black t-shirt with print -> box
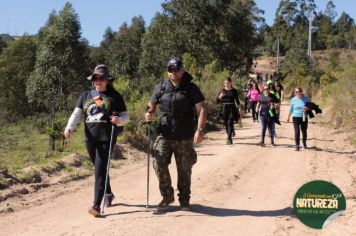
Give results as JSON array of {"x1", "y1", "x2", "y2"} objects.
[{"x1": 76, "y1": 87, "x2": 127, "y2": 142}]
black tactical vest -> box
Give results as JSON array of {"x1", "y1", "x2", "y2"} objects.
[{"x1": 157, "y1": 78, "x2": 196, "y2": 140}]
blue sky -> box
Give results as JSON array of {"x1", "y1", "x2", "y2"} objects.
[{"x1": 1, "y1": 0, "x2": 355, "y2": 46}]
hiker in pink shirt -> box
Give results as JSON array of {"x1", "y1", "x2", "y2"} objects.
[{"x1": 247, "y1": 82, "x2": 260, "y2": 122}]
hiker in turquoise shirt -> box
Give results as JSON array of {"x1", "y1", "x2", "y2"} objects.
[{"x1": 287, "y1": 87, "x2": 310, "y2": 151}]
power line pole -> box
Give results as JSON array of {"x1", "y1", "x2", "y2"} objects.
[
  {"x1": 308, "y1": 15, "x2": 313, "y2": 69},
  {"x1": 276, "y1": 35, "x2": 280, "y2": 73}
]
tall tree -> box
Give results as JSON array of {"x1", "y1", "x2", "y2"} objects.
[
  {"x1": 335, "y1": 12, "x2": 354, "y2": 34},
  {"x1": 276, "y1": 0, "x2": 299, "y2": 26},
  {"x1": 140, "y1": 13, "x2": 175, "y2": 78},
  {"x1": 314, "y1": 12, "x2": 334, "y2": 50},
  {"x1": 26, "y1": 2, "x2": 90, "y2": 152},
  {"x1": 0, "y1": 35, "x2": 37, "y2": 120},
  {"x1": 330, "y1": 12, "x2": 355, "y2": 48},
  {"x1": 108, "y1": 16, "x2": 145, "y2": 79},
  {"x1": 280, "y1": 37, "x2": 309, "y2": 75},
  {"x1": 0, "y1": 37, "x2": 7, "y2": 55},
  {"x1": 324, "y1": 1, "x2": 337, "y2": 22},
  {"x1": 140, "y1": 0, "x2": 262, "y2": 77}
]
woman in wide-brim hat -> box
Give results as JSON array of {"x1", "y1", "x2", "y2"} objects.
[{"x1": 64, "y1": 64, "x2": 129, "y2": 216}]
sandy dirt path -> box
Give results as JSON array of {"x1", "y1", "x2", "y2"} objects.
[{"x1": 1, "y1": 102, "x2": 355, "y2": 236}]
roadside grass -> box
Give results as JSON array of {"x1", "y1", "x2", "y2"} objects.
[
  {"x1": 351, "y1": 138, "x2": 356, "y2": 146},
  {"x1": 0, "y1": 117, "x2": 87, "y2": 177}
]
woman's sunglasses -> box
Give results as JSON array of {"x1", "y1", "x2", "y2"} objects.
[{"x1": 93, "y1": 76, "x2": 105, "y2": 81}]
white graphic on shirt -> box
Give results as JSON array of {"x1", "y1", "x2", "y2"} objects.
[{"x1": 85, "y1": 97, "x2": 110, "y2": 123}]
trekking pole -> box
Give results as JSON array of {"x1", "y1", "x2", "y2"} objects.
[
  {"x1": 101, "y1": 113, "x2": 117, "y2": 215},
  {"x1": 146, "y1": 122, "x2": 152, "y2": 209}
]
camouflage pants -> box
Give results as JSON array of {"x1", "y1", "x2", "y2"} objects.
[{"x1": 152, "y1": 135, "x2": 197, "y2": 203}]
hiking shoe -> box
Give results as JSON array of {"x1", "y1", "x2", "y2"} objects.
[
  {"x1": 104, "y1": 193, "x2": 115, "y2": 207},
  {"x1": 88, "y1": 205, "x2": 101, "y2": 217},
  {"x1": 295, "y1": 146, "x2": 300, "y2": 151},
  {"x1": 259, "y1": 142, "x2": 265, "y2": 147},
  {"x1": 158, "y1": 195, "x2": 175, "y2": 210},
  {"x1": 226, "y1": 138, "x2": 233, "y2": 145},
  {"x1": 180, "y1": 201, "x2": 191, "y2": 211}
]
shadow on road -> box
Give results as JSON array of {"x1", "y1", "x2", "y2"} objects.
[
  {"x1": 190, "y1": 204, "x2": 294, "y2": 217},
  {"x1": 103, "y1": 202, "x2": 294, "y2": 218},
  {"x1": 308, "y1": 146, "x2": 355, "y2": 155}
]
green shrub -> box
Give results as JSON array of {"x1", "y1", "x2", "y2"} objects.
[{"x1": 320, "y1": 70, "x2": 337, "y2": 88}]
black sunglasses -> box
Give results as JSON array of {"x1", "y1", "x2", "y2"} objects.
[
  {"x1": 168, "y1": 67, "x2": 180, "y2": 73},
  {"x1": 93, "y1": 77, "x2": 105, "y2": 81}
]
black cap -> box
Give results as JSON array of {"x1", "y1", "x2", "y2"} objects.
[{"x1": 167, "y1": 57, "x2": 183, "y2": 72}]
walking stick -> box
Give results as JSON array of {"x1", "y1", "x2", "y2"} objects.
[
  {"x1": 101, "y1": 113, "x2": 117, "y2": 215},
  {"x1": 146, "y1": 122, "x2": 152, "y2": 209}
]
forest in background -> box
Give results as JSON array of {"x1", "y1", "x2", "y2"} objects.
[{"x1": 0, "y1": 0, "x2": 355, "y2": 184}]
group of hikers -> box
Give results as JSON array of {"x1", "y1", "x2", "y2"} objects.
[{"x1": 63, "y1": 57, "x2": 320, "y2": 217}]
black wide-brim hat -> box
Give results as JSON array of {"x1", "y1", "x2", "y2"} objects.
[{"x1": 87, "y1": 64, "x2": 114, "y2": 81}]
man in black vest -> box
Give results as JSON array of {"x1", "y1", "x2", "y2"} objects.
[{"x1": 145, "y1": 57, "x2": 207, "y2": 211}]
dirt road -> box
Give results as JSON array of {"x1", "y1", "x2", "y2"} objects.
[{"x1": 1, "y1": 102, "x2": 355, "y2": 236}]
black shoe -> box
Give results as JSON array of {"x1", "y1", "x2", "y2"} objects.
[
  {"x1": 158, "y1": 195, "x2": 175, "y2": 210},
  {"x1": 104, "y1": 193, "x2": 115, "y2": 207},
  {"x1": 88, "y1": 205, "x2": 101, "y2": 217},
  {"x1": 271, "y1": 142, "x2": 276, "y2": 147},
  {"x1": 259, "y1": 142, "x2": 265, "y2": 147},
  {"x1": 227, "y1": 138, "x2": 233, "y2": 145},
  {"x1": 180, "y1": 201, "x2": 191, "y2": 211},
  {"x1": 295, "y1": 146, "x2": 300, "y2": 151}
]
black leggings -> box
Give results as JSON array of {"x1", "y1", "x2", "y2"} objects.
[
  {"x1": 250, "y1": 101, "x2": 258, "y2": 121},
  {"x1": 224, "y1": 117, "x2": 235, "y2": 139},
  {"x1": 244, "y1": 97, "x2": 250, "y2": 112},
  {"x1": 292, "y1": 117, "x2": 308, "y2": 146},
  {"x1": 85, "y1": 140, "x2": 114, "y2": 207}
]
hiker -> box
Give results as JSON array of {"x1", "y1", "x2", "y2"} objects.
[
  {"x1": 256, "y1": 85, "x2": 278, "y2": 147},
  {"x1": 63, "y1": 64, "x2": 129, "y2": 216},
  {"x1": 287, "y1": 87, "x2": 310, "y2": 151},
  {"x1": 243, "y1": 79, "x2": 252, "y2": 113},
  {"x1": 216, "y1": 77, "x2": 241, "y2": 144},
  {"x1": 274, "y1": 81, "x2": 284, "y2": 118},
  {"x1": 267, "y1": 80, "x2": 280, "y2": 137},
  {"x1": 144, "y1": 57, "x2": 207, "y2": 211},
  {"x1": 247, "y1": 82, "x2": 260, "y2": 122}
]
